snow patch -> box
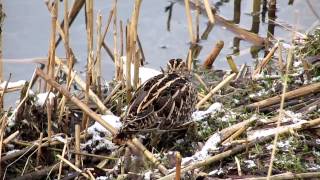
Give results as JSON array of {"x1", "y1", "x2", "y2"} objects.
[
  {"x1": 182, "y1": 133, "x2": 221, "y2": 165},
  {"x1": 121, "y1": 56, "x2": 162, "y2": 84},
  {"x1": 244, "y1": 160, "x2": 256, "y2": 168},
  {"x1": 35, "y1": 92, "x2": 56, "y2": 106},
  {"x1": 192, "y1": 103, "x2": 223, "y2": 121}
]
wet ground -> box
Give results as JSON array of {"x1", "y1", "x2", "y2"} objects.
[{"x1": 1, "y1": 0, "x2": 320, "y2": 106}]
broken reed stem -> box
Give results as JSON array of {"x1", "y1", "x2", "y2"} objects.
[
  {"x1": 35, "y1": 68, "x2": 168, "y2": 175},
  {"x1": 252, "y1": 43, "x2": 278, "y2": 78},
  {"x1": 203, "y1": 0, "x2": 215, "y2": 23},
  {"x1": 75, "y1": 124, "x2": 81, "y2": 168},
  {"x1": 0, "y1": 74, "x2": 11, "y2": 110},
  {"x1": 120, "y1": 20, "x2": 124, "y2": 56},
  {"x1": 131, "y1": 0, "x2": 142, "y2": 89},
  {"x1": 246, "y1": 81, "x2": 320, "y2": 110},
  {"x1": 36, "y1": 132, "x2": 43, "y2": 167},
  {"x1": 96, "y1": 11, "x2": 102, "y2": 97},
  {"x1": 203, "y1": 40, "x2": 224, "y2": 69},
  {"x1": 226, "y1": 55, "x2": 239, "y2": 73},
  {"x1": 113, "y1": 0, "x2": 120, "y2": 81},
  {"x1": 55, "y1": 57, "x2": 112, "y2": 115},
  {"x1": 195, "y1": 0, "x2": 200, "y2": 42},
  {"x1": 0, "y1": 113, "x2": 8, "y2": 171},
  {"x1": 3, "y1": 130, "x2": 19, "y2": 145},
  {"x1": 193, "y1": 73, "x2": 209, "y2": 92},
  {"x1": 47, "y1": 0, "x2": 58, "y2": 91},
  {"x1": 196, "y1": 72, "x2": 237, "y2": 109},
  {"x1": 187, "y1": 49, "x2": 193, "y2": 70},
  {"x1": 47, "y1": 99, "x2": 53, "y2": 143},
  {"x1": 184, "y1": 0, "x2": 195, "y2": 43},
  {"x1": 267, "y1": 47, "x2": 293, "y2": 179},
  {"x1": 56, "y1": 154, "x2": 89, "y2": 179},
  {"x1": 245, "y1": 171, "x2": 320, "y2": 180},
  {"x1": 175, "y1": 152, "x2": 182, "y2": 180}
]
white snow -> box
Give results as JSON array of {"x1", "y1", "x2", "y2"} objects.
[
  {"x1": 121, "y1": 56, "x2": 162, "y2": 84},
  {"x1": 35, "y1": 92, "x2": 56, "y2": 106},
  {"x1": 182, "y1": 132, "x2": 221, "y2": 165},
  {"x1": 192, "y1": 103, "x2": 223, "y2": 121},
  {"x1": 266, "y1": 140, "x2": 292, "y2": 151},
  {"x1": 0, "y1": 80, "x2": 26, "y2": 89},
  {"x1": 144, "y1": 171, "x2": 152, "y2": 180},
  {"x1": 208, "y1": 168, "x2": 224, "y2": 176},
  {"x1": 244, "y1": 160, "x2": 256, "y2": 168},
  {"x1": 81, "y1": 115, "x2": 121, "y2": 152}
]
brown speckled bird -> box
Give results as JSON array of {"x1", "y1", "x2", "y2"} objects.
[{"x1": 113, "y1": 59, "x2": 197, "y2": 145}]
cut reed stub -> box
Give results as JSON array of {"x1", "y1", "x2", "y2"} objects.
[{"x1": 203, "y1": 40, "x2": 224, "y2": 69}]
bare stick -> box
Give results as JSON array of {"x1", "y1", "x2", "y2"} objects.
[
  {"x1": 226, "y1": 55, "x2": 239, "y2": 73},
  {"x1": 36, "y1": 132, "x2": 43, "y2": 167},
  {"x1": 184, "y1": 0, "x2": 195, "y2": 43},
  {"x1": 203, "y1": 40, "x2": 224, "y2": 69},
  {"x1": 267, "y1": 47, "x2": 293, "y2": 178},
  {"x1": 56, "y1": 154, "x2": 89, "y2": 179},
  {"x1": 203, "y1": 0, "x2": 214, "y2": 23},
  {"x1": 196, "y1": 73, "x2": 237, "y2": 109},
  {"x1": 246, "y1": 82, "x2": 320, "y2": 110},
  {"x1": 252, "y1": 43, "x2": 278, "y2": 78},
  {"x1": 175, "y1": 152, "x2": 182, "y2": 180},
  {"x1": 75, "y1": 124, "x2": 81, "y2": 167}
]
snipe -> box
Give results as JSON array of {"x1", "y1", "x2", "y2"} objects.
[{"x1": 113, "y1": 59, "x2": 197, "y2": 145}]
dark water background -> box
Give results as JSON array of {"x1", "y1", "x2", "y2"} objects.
[{"x1": 2, "y1": 0, "x2": 320, "y2": 106}]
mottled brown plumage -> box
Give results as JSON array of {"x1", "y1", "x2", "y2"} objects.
[{"x1": 114, "y1": 59, "x2": 197, "y2": 144}]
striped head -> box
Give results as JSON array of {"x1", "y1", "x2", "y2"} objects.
[{"x1": 166, "y1": 59, "x2": 187, "y2": 73}]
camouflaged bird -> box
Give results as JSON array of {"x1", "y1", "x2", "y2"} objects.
[{"x1": 113, "y1": 59, "x2": 197, "y2": 145}]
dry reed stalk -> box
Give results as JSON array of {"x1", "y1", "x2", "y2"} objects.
[
  {"x1": 75, "y1": 124, "x2": 81, "y2": 168},
  {"x1": 221, "y1": 125, "x2": 247, "y2": 145},
  {"x1": 3, "y1": 130, "x2": 19, "y2": 145},
  {"x1": 56, "y1": 154, "x2": 89, "y2": 179},
  {"x1": 252, "y1": 43, "x2": 278, "y2": 78},
  {"x1": 36, "y1": 132, "x2": 43, "y2": 167},
  {"x1": 226, "y1": 55, "x2": 239, "y2": 73},
  {"x1": 203, "y1": 0, "x2": 214, "y2": 23},
  {"x1": 193, "y1": 73, "x2": 209, "y2": 92},
  {"x1": 267, "y1": 48, "x2": 294, "y2": 178},
  {"x1": 125, "y1": 24, "x2": 132, "y2": 101},
  {"x1": 0, "y1": 113, "x2": 8, "y2": 172},
  {"x1": 187, "y1": 49, "x2": 193, "y2": 70},
  {"x1": 196, "y1": 73, "x2": 237, "y2": 109},
  {"x1": 0, "y1": 2, "x2": 2, "y2": 82},
  {"x1": 184, "y1": 0, "x2": 195, "y2": 43},
  {"x1": 195, "y1": 0, "x2": 200, "y2": 42},
  {"x1": 235, "y1": 64, "x2": 246, "y2": 81},
  {"x1": 137, "y1": 35, "x2": 145, "y2": 64},
  {"x1": 175, "y1": 152, "x2": 182, "y2": 180},
  {"x1": 203, "y1": 40, "x2": 224, "y2": 69},
  {"x1": 277, "y1": 42, "x2": 284, "y2": 75},
  {"x1": 55, "y1": 57, "x2": 112, "y2": 115},
  {"x1": 58, "y1": 135, "x2": 70, "y2": 179},
  {"x1": 187, "y1": 0, "x2": 265, "y2": 45},
  {"x1": 0, "y1": 74, "x2": 11, "y2": 110},
  {"x1": 131, "y1": 0, "x2": 142, "y2": 89},
  {"x1": 244, "y1": 172, "x2": 320, "y2": 180},
  {"x1": 58, "y1": 71, "x2": 75, "y2": 123},
  {"x1": 47, "y1": 0, "x2": 58, "y2": 91},
  {"x1": 35, "y1": 68, "x2": 168, "y2": 175},
  {"x1": 159, "y1": 117, "x2": 320, "y2": 180},
  {"x1": 96, "y1": 11, "x2": 102, "y2": 97},
  {"x1": 113, "y1": 0, "x2": 120, "y2": 81},
  {"x1": 47, "y1": 99, "x2": 53, "y2": 143},
  {"x1": 246, "y1": 81, "x2": 320, "y2": 110},
  {"x1": 51, "y1": 147, "x2": 118, "y2": 160},
  {"x1": 120, "y1": 20, "x2": 124, "y2": 57},
  {"x1": 235, "y1": 156, "x2": 242, "y2": 176},
  {"x1": 55, "y1": 0, "x2": 85, "y2": 47}
]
